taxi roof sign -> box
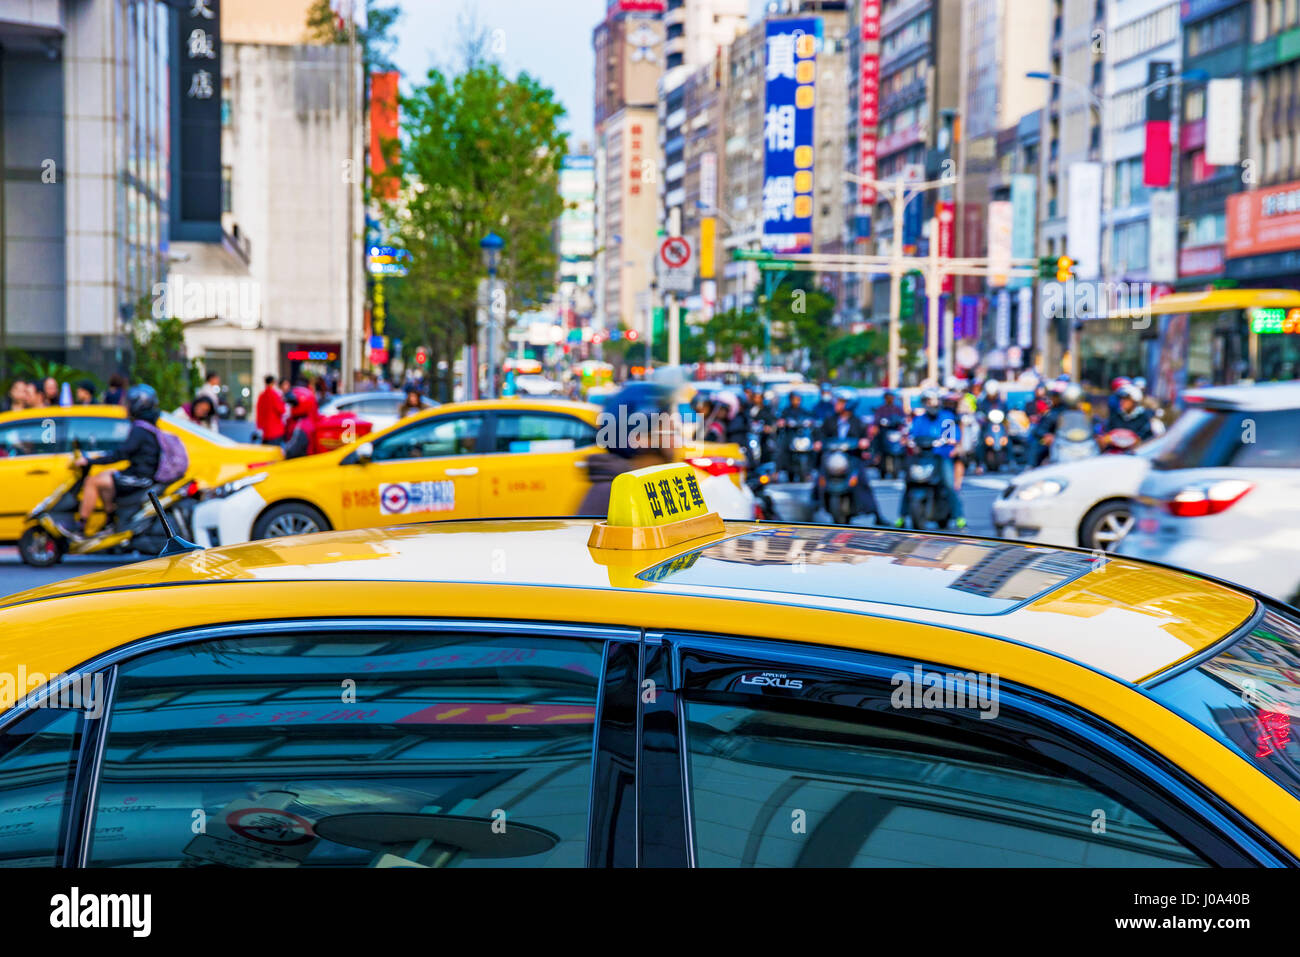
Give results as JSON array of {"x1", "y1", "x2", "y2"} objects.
[{"x1": 589, "y1": 463, "x2": 725, "y2": 550}]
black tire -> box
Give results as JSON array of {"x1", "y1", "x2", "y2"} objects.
[
  {"x1": 19, "y1": 526, "x2": 65, "y2": 567},
  {"x1": 831, "y1": 495, "x2": 851, "y2": 526},
  {"x1": 252, "y1": 502, "x2": 331, "y2": 541},
  {"x1": 1080, "y1": 500, "x2": 1136, "y2": 552},
  {"x1": 907, "y1": 489, "x2": 928, "y2": 530}
]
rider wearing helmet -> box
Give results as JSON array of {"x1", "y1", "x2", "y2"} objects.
[
  {"x1": 1032, "y1": 382, "x2": 1085, "y2": 465},
  {"x1": 1108, "y1": 376, "x2": 1133, "y2": 418},
  {"x1": 579, "y1": 382, "x2": 679, "y2": 515},
  {"x1": 978, "y1": 379, "x2": 1005, "y2": 415},
  {"x1": 1103, "y1": 383, "x2": 1154, "y2": 441},
  {"x1": 67, "y1": 384, "x2": 162, "y2": 537},
  {"x1": 281, "y1": 386, "x2": 323, "y2": 459},
  {"x1": 899, "y1": 388, "x2": 966, "y2": 530}
]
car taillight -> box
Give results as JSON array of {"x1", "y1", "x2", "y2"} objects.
[
  {"x1": 1164, "y1": 479, "x2": 1254, "y2": 517},
  {"x1": 686, "y1": 456, "x2": 742, "y2": 477},
  {"x1": 185, "y1": 481, "x2": 199, "y2": 497}
]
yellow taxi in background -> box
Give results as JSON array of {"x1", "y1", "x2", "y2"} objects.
[
  {"x1": 0, "y1": 405, "x2": 282, "y2": 542},
  {"x1": 190, "y1": 397, "x2": 750, "y2": 546},
  {"x1": 0, "y1": 461, "x2": 1295, "y2": 869}
]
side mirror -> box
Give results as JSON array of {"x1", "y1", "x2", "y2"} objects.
[{"x1": 356, "y1": 441, "x2": 374, "y2": 464}]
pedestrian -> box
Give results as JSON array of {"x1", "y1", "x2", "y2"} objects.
[
  {"x1": 105, "y1": 374, "x2": 128, "y2": 406},
  {"x1": 26, "y1": 380, "x2": 48, "y2": 408},
  {"x1": 176, "y1": 394, "x2": 220, "y2": 432},
  {"x1": 398, "y1": 387, "x2": 424, "y2": 419},
  {"x1": 197, "y1": 371, "x2": 222, "y2": 408},
  {"x1": 282, "y1": 386, "x2": 322, "y2": 458},
  {"x1": 41, "y1": 376, "x2": 60, "y2": 406},
  {"x1": 256, "y1": 375, "x2": 287, "y2": 445},
  {"x1": 4, "y1": 379, "x2": 28, "y2": 411},
  {"x1": 74, "y1": 380, "x2": 97, "y2": 405}
]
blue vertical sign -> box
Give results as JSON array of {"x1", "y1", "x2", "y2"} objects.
[
  {"x1": 762, "y1": 17, "x2": 820, "y2": 254},
  {"x1": 1009, "y1": 174, "x2": 1037, "y2": 289}
]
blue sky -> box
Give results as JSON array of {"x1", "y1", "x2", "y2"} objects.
[{"x1": 391, "y1": 1, "x2": 768, "y2": 146}]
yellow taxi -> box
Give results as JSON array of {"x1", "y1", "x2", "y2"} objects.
[
  {"x1": 0, "y1": 461, "x2": 1296, "y2": 868},
  {"x1": 0, "y1": 405, "x2": 282, "y2": 542},
  {"x1": 189, "y1": 397, "x2": 749, "y2": 546}
]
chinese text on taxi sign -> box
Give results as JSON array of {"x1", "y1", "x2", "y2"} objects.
[{"x1": 644, "y1": 471, "x2": 707, "y2": 521}]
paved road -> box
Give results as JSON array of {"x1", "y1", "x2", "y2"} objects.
[{"x1": 0, "y1": 474, "x2": 1015, "y2": 599}]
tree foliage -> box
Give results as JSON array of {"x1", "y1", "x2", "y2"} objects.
[
  {"x1": 305, "y1": 1, "x2": 402, "y2": 73},
  {"x1": 129, "y1": 300, "x2": 201, "y2": 410}
]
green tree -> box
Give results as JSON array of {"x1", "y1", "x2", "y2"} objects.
[
  {"x1": 764, "y1": 273, "x2": 836, "y2": 375},
  {"x1": 128, "y1": 299, "x2": 200, "y2": 410},
  {"x1": 387, "y1": 56, "x2": 567, "y2": 392},
  {"x1": 305, "y1": 1, "x2": 402, "y2": 73}
]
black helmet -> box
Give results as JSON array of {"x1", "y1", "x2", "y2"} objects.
[
  {"x1": 125, "y1": 383, "x2": 160, "y2": 422},
  {"x1": 601, "y1": 382, "x2": 676, "y2": 459}
]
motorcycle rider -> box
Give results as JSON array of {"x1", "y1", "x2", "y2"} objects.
[
  {"x1": 814, "y1": 394, "x2": 886, "y2": 524},
  {"x1": 776, "y1": 390, "x2": 809, "y2": 477},
  {"x1": 811, "y1": 384, "x2": 836, "y2": 422},
  {"x1": 871, "y1": 390, "x2": 907, "y2": 470},
  {"x1": 1033, "y1": 382, "x2": 1085, "y2": 466},
  {"x1": 579, "y1": 382, "x2": 678, "y2": 515},
  {"x1": 1101, "y1": 383, "x2": 1154, "y2": 443},
  {"x1": 897, "y1": 388, "x2": 966, "y2": 530},
  {"x1": 977, "y1": 380, "x2": 1005, "y2": 415},
  {"x1": 743, "y1": 385, "x2": 774, "y2": 465},
  {"x1": 64, "y1": 384, "x2": 162, "y2": 539}
]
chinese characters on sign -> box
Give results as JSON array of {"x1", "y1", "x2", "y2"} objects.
[
  {"x1": 178, "y1": 0, "x2": 222, "y2": 229},
  {"x1": 762, "y1": 17, "x2": 820, "y2": 254},
  {"x1": 642, "y1": 472, "x2": 706, "y2": 521},
  {"x1": 859, "y1": 2, "x2": 881, "y2": 209}
]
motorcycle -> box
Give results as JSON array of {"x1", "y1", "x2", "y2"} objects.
[
  {"x1": 816, "y1": 438, "x2": 861, "y2": 525},
  {"x1": 748, "y1": 461, "x2": 783, "y2": 521},
  {"x1": 1005, "y1": 408, "x2": 1033, "y2": 469},
  {"x1": 901, "y1": 437, "x2": 953, "y2": 530},
  {"x1": 746, "y1": 418, "x2": 774, "y2": 471},
  {"x1": 1099, "y1": 427, "x2": 1140, "y2": 455},
  {"x1": 19, "y1": 451, "x2": 200, "y2": 567},
  {"x1": 1047, "y1": 409, "x2": 1099, "y2": 464},
  {"x1": 980, "y1": 409, "x2": 1010, "y2": 473},
  {"x1": 874, "y1": 416, "x2": 905, "y2": 479},
  {"x1": 787, "y1": 418, "x2": 816, "y2": 483}
]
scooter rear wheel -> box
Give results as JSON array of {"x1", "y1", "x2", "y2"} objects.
[{"x1": 19, "y1": 526, "x2": 66, "y2": 567}]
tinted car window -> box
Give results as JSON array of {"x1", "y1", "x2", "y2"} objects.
[
  {"x1": 67, "y1": 417, "x2": 131, "y2": 456},
  {"x1": 87, "y1": 631, "x2": 604, "y2": 867},
  {"x1": 491, "y1": 412, "x2": 597, "y2": 454},
  {"x1": 0, "y1": 707, "x2": 85, "y2": 866},
  {"x1": 372, "y1": 414, "x2": 481, "y2": 461},
  {"x1": 684, "y1": 697, "x2": 1206, "y2": 867},
  {"x1": 0, "y1": 418, "x2": 65, "y2": 457},
  {"x1": 1152, "y1": 407, "x2": 1300, "y2": 470}
]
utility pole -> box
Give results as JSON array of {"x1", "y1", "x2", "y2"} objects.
[
  {"x1": 668, "y1": 292, "x2": 680, "y2": 367},
  {"x1": 926, "y1": 215, "x2": 941, "y2": 385},
  {"x1": 888, "y1": 174, "x2": 905, "y2": 388}
]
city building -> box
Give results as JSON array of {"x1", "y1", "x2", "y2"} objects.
[
  {"x1": 1, "y1": 0, "x2": 175, "y2": 377},
  {"x1": 678, "y1": 52, "x2": 729, "y2": 323},
  {"x1": 719, "y1": 17, "x2": 765, "y2": 311},
  {"x1": 556, "y1": 153, "x2": 597, "y2": 328},
  {"x1": 592, "y1": 4, "x2": 664, "y2": 337}
]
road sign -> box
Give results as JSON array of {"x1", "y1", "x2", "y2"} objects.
[{"x1": 658, "y1": 237, "x2": 695, "y2": 293}]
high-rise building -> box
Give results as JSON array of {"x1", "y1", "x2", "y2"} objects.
[
  {"x1": 720, "y1": 18, "x2": 766, "y2": 311},
  {"x1": 1, "y1": 0, "x2": 176, "y2": 377},
  {"x1": 556, "y1": 153, "x2": 597, "y2": 328},
  {"x1": 592, "y1": 5, "x2": 664, "y2": 337}
]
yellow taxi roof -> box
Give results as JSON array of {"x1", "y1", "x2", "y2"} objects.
[{"x1": 1, "y1": 521, "x2": 1253, "y2": 684}]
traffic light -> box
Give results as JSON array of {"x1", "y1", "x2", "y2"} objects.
[
  {"x1": 1055, "y1": 256, "x2": 1076, "y2": 283},
  {"x1": 1037, "y1": 256, "x2": 1056, "y2": 280}
]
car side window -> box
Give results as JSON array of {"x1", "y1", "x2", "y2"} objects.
[
  {"x1": 357, "y1": 398, "x2": 401, "y2": 415},
  {"x1": 0, "y1": 707, "x2": 85, "y2": 866},
  {"x1": 86, "y1": 630, "x2": 605, "y2": 868},
  {"x1": 67, "y1": 417, "x2": 132, "y2": 457},
  {"x1": 490, "y1": 413, "x2": 598, "y2": 454},
  {"x1": 1228, "y1": 410, "x2": 1300, "y2": 468},
  {"x1": 371, "y1": 414, "x2": 481, "y2": 461},
  {"x1": 682, "y1": 688, "x2": 1209, "y2": 868},
  {"x1": 0, "y1": 418, "x2": 66, "y2": 458}
]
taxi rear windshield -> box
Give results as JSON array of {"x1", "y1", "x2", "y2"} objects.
[
  {"x1": 1149, "y1": 605, "x2": 1300, "y2": 800},
  {"x1": 638, "y1": 527, "x2": 1096, "y2": 616}
]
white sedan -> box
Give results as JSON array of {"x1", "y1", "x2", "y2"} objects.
[{"x1": 992, "y1": 450, "x2": 1154, "y2": 552}]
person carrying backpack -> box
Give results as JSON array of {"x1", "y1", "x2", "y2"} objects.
[{"x1": 64, "y1": 384, "x2": 188, "y2": 538}]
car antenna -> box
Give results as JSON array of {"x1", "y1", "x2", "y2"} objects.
[{"x1": 147, "y1": 490, "x2": 203, "y2": 557}]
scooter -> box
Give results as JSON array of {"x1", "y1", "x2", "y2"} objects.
[
  {"x1": 874, "y1": 416, "x2": 905, "y2": 479},
  {"x1": 980, "y1": 409, "x2": 1010, "y2": 473},
  {"x1": 1098, "y1": 427, "x2": 1140, "y2": 454},
  {"x1": 19, "y1": 452, "x2": 200, "y2": 567},
  {"x1": 901, "y1": 437, "x2": 953, "y2": 530},
  {"x1": 748, "y1": 462, "x2": 783, "y2": 521},
  {"x1": 816, "y1": 438, "x2": 860, "y2": 526},
  {"x1": 1048, "y1": 409, "x2": 1099, "y2": 464},
  {"x1": 787, "y1": 418, "x2": 817, "y2": 483}
]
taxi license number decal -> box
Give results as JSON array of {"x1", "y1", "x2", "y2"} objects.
[{"x1": 378, "y1": 481, "x2": 455, "y2": 515}]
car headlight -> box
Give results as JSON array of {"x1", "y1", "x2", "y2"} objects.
[
  {"x1": 199, "y1": 472, "x2": 269, "y2": 502},
  {"x1": 1015, "y1": 479, "x2": 1068, "y2": 502}
]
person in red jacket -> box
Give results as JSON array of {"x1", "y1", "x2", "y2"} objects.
[
  {"x1": 282, "y1": 386, "x2": 322, "y2": 458},
  {"x1": 256, "y1": 375, "x2": 287, "y2": 444}
]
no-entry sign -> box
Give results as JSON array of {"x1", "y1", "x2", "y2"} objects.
[{"x1": 658, "y1": 237, "x2": 695, "y2": 292}]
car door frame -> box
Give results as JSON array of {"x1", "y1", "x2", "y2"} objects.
[
  {"x1": 639, "y1": 630, "x2": 1295, "y2": 868},
  {"x1": 0, "y1": 617, "x2": 641, "y2": 868},
  {"x1": 476, "y1": 409, "x2": 600, "y2": 518}
]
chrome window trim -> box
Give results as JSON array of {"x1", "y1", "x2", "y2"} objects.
[{"x1": 75, "y1": 664, "x2": 117, "y2": 868}]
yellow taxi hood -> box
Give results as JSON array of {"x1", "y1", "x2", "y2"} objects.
[{"x1": 0, "y1": 522, "x2": 1255, "y2": 684}]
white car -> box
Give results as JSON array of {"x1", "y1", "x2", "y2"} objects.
[
  {"x1": 1120, "y1": 382, "x2": 1300, "y2": 604},
  {"x1": 319, "y1": 391, "x2": 437, "y2": 432},
  {"x1": 512, "y1": 374, "x2": 564, "y2": 396},
  {"x1": 992, "y1": 448, "x2": 1156, "y2": 552}
]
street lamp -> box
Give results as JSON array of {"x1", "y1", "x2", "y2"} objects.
[{"x1": 480, "y1": 231, "x2": 505, "y2": 399}]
